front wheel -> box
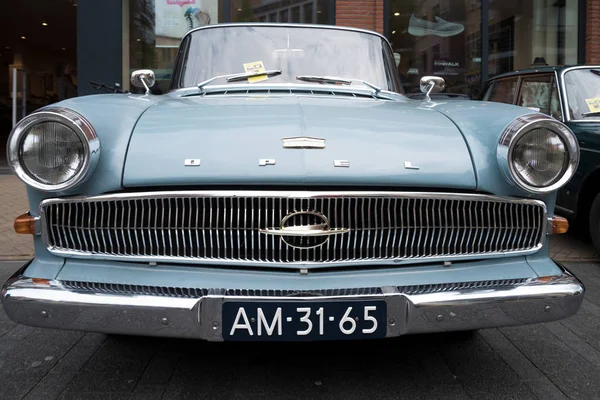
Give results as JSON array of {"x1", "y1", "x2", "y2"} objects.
[{"x1": 588, "y1": 192, "x2": 600, "y2": 252}]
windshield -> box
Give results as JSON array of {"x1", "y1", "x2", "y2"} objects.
[
  {"x1": 177, "y1": 25, "x2": 398, "y2": 92},
  {"x1": 564, "y1": 68, "x2": 600, "y2": 120}
]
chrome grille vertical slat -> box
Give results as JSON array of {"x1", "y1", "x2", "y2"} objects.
[
  {"x1": 42, "y1": 193, "x2": 546, "y2": 263},
  {"x1": 285, "y1": 198, "x2": 290, "y2": 262},
  {"x1": 395, "y1": 198, "x2": 403, "y2": 258},
  {"x1": 91, "y1": 202, "x2": 99, "y2": 253},
  {"x1": 458, "y1": 201, "x2": 466, "y2": 254},
  {"x1": 434, "y1": 199, "x2": 443, "y2": 255},
  {"x1": 440, "y1": 199, "x2": 449, "y2": 256},
  {"x1": 173, "y1": 198, "x2": 180, "y2": 257},
  {"x1": 423, "y1": 198, "x2": 430, "y2": 256},
  {"x1": 377, "y1": 198, "x2": 385, "y2": 258},
  {"x1": 134, "y1": 200, "x2": 142, "y2": 256},
  {"x1": 51, "y1": 204, "x2": 60, "y2": 248},
  {"x1": 384, "y1": 198, "x2": 392, "y2": 258},
  {"x1": 517, "y1": 203, "x2": 525, "y2": 249},
  {"x1": 353, "y1": 198, "x2": 359, "y2": 260},
  {"x1": 244, "y1": 197, "x2": 249, "y2": 261},
  {"x1": 277, "y1": 197, "x2": 282, "y2": 263},
  {"x1": 160, "y1": 199, "x2": 171, "y2": 256},
  {"x1": 208, "y1": 197, "x2": 214, "y2": 259},
  {"x1": 475, "y1": 203, "x2": 485, "y2": 253},
  {"x1": 257, "y1": 197, "x2": 263, "y2": 261},
  {"x1": 125, "y1": 200, "x2": 133, "y2": 255},
  {"x1": 236, "y1": 197, "x2": 241, "y2": 261},
  {"x1": 194, "y1": 198, "x2": 200, "y2": 258},
  {"x1": 184, "y1": 197, "x2": 190, "y2": 257},
  {"x1": 250, "y1": 197, "x2": 255, "y2": 261},
  {"x1": 105, "y1": 201, "x2": 115, "y2": 253},
  {"x1": 464, "y1": 201, "x2": 473, "y2": 254},
  {"x1": 117, "y1": 200, "x2": 124, "y2": 255},
  {"x1": 271, "y1": 197, "x2": 275, "y2": 262},
  {"x1": 68, "y1": 203, "x2": 79, "y2": 251},
  {"x1": 489, "y1": 202, "x2": 498, "y2": 253},
  {"x1": 79, "y1": 203, "x2": 90, "y2": 252},
  {"x1": 209, "y1": 197, "x2": 221, "y2": 258}
]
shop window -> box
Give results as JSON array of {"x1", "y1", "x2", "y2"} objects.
[
  {"x1": 127, "y1": 1, "x2": 332, "y2": 94},
  {"x1": 489, "y1": 0, "x2": 579, "y2": 76},
  {"x1": 387, "y1": 0, "x2": 580, "y2": 98},
  {"x1": 230, "y1": 0, "x2": 330, "y2": 24},
  {"x1": 387, "y1": 0, "x2": 482, "y2": 98},
  {"x1": 127, "y1": 0, "x2": 224, "y2": 94}
]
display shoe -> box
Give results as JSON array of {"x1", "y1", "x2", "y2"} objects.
[{"x1": 408, "y1": 14, "x2": 464, "y2": 37}]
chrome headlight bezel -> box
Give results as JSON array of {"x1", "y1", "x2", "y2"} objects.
[
  {"x1": 497, "y1": 114, "x2": 579, "y2": 193},
  {"x1": 7, "y1": 107, "x2": 99, "y2": 192}
]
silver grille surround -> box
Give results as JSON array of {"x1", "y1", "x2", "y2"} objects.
[{"x1": 39, "y1": 191, "x2": 547, "y2": 267}]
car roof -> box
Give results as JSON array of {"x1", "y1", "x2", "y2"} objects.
[{"x1": 487, "y1": 66, "x2": 572, "y2": 81}]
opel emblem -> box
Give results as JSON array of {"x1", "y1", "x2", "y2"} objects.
[{"x1": 259, "y1": 210, "x2": 349, "y2": 249}]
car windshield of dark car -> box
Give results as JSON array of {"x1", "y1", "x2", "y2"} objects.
[
  {"x1": 179, "y1": 26, "x2": 394, "y2": 91},
  {"x1": 564, "y1": 68, "x2": 600, "y2": 120}
]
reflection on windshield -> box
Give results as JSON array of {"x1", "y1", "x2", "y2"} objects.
[
  {"x1": 180, "y1": 26, "x2": 396, "y2": 91},
  {"x1": 565, "y1": 69, "x2": 600, "y2": 120}
]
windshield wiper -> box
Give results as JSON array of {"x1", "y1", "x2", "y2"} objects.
[
  {"x1": 580, "y1": 111, "x2": 600, "y2": 118},
  {"x1": 197, "y1": 70, "x2": 282, "y2": 92},
  {"x1": 296, "y1": 75, "x2": 384, "y2": 97}
]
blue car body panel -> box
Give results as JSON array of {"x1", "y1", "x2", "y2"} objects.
[
  {"x1": 122, "y1": 96, "x2": 477, "y2": 189},
  {"x1": 18, "y1": 94, "x2": 563, "y2": 281}
]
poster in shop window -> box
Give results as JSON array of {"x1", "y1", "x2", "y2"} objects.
[{"x1": 155, "y1": 0, "x2": 218, "y2": 48}]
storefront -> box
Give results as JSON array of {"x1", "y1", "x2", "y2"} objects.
[
  {"x1": 1, "y1": 1, "x2": 590, "y2": 102},
  {"x1": 387, "y1": 0, "x2": 585, "y2": 97},
  {"x1": 122, "y1": 0, "x2": 334, "y2": 94},
  {"x1": 0, "y1": 0, "x2": 590, "y2": 169},
  {"x1": 109, "y1": 0, "x2": 586, "y2": 97}
]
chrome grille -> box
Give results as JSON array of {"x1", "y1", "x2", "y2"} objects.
[{"x1": 40, "y1": 191, "x2": 546, "y2": 266}]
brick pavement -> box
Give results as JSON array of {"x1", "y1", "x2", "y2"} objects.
[
  {"x1": 0, "y1": 174, "x2": 598, "y2": 261},
  {"x1": 0, "y1": 175, "x2": 33, "y2": 259}
]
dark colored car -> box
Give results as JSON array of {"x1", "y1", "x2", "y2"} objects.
[{"x1": 481, "y1": 65, "x2": 600, "y2": 250}]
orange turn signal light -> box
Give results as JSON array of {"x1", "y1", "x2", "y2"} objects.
[
  {"x1": 14, "y1": 213, "x2": 37, "y2": 235},
  {"x1": 550, "y1": 215, "x2": 569, "y2": 235}
]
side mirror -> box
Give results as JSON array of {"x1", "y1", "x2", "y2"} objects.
[
  {"x1": 419, "y1": 76, "x2": 446, "y2": 101},
  {"x1": 130, "y1": 69, "x2": 156, "y2": 94},
  {"x1": 393, "y1": 53, "x2": 401, "y2": 67}
]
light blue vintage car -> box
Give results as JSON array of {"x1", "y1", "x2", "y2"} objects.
[{"x1": 2, "y1": 24, "x2": 585, "y2": 341}]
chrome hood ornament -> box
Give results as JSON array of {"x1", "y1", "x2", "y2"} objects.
[
  {"x1": 282, "y1": 136, "x2": 326, "y2": 149},
  {"x1": 260, "y1": 210, "x2": 349, "y2": 249}
]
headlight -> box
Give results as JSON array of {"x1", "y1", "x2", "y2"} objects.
[
  {"x1": 498, "y1": 114, "x2": 579, "y2": 193},
  {"x1": 7, "y1": 107, "x2": 99, "y2": 191}
]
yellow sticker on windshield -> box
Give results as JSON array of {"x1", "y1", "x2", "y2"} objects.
[
  {"x1": 585, "y1": 97, "x2": 600, "y2": 112},
  {"x1": 243, "y1": 61, "x2": 268, "y2": 83}
]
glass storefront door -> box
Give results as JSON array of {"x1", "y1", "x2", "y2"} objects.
[{"x1": 0, "y1": 0, "x2": 77, "y2": 172}]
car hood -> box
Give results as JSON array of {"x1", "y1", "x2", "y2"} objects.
[{"x1": 122, "y1": 95, "x2": 476, "y2": 189}]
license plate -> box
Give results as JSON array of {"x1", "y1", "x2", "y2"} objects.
[{"x1": 222, "y1": 300, "x2": 387, "y2": 341}]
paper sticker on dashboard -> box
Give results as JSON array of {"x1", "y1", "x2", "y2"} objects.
[
  {"x1": 585, "y1": 97, "x2": 600, "y2": 112},
  {"x1": 243, "y1": 61, "x2": 268, "y2": 83}
]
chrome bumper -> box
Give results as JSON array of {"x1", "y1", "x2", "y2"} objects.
[{"x1": 1, "y1": 264, "x2": 584, "y2": 341}]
